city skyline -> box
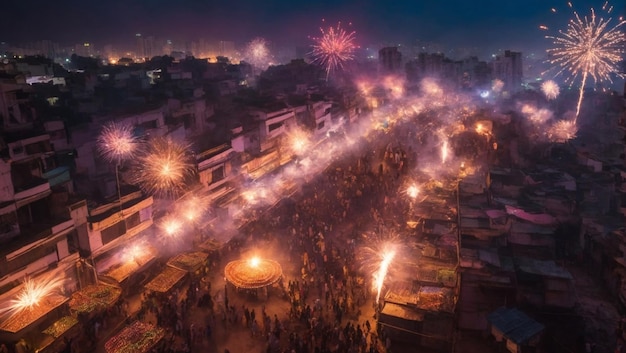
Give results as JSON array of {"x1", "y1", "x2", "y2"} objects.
[{"x1": 2, "y1": 0, "x2": 624, "y2": 58}]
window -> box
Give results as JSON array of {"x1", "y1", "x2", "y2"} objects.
[
  {"x1": 101, "y1": 221, "x2": 127, "y2": 245},
  {"x1": 125, "y1": 211, "x2": 140, "y2": 230},
  {"x1": 268, "y1": 122, "x2": 282, "y2": 132},
  {"x1": 211, "y1": 165, "x2": 225, "y2": 184}
]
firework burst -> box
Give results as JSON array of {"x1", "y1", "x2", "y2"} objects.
[
  {"x1": 406, "y1": 184, "x2": 420, "y2": 199},
  {"x1": 541, "y1": 80, "x2": 561, "y2": 100},
  {"x1": 133, "y1": 137, "x2": 195, "y2": 197},
  {"x1": 244, "y1": 37, "x2": 272, "y2": 70},
  {"x1": 310, "y1": 21, "x2": 357, "y2": 80},
  {"x1": 0, "y1": 276, "x2": 65, "y2": 318},
  {"x1": 544, "y1": 1, "x2": 626, "y2": 119},
  {"x1": 160, "y1": 216, "x2": 183, "y2": 238},
  {"x1": 491, "y1": 79, "x2": 505, "y2": 93},
  {"x1": 178, "y1": 195, "x2": 207, "y2": 223},
  {"x1": 288, "y1": 129, "x2": 312, "y2": 155},
  {"x1": 97, "y1": 122, "x2": 139, "y2": 163},
  {"x1": 547, "y1": 119, "x2": 579, "y2": 142}
]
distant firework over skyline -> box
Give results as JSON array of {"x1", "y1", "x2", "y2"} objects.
[
  {"x1": 543, "y1": 1, "x2": 626, "y2": 119},
  {"x1": 309, "y1": 21, "x2": 357, "y2": 80}
]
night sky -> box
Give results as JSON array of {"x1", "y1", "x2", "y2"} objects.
[{"x1": 2, "y1": 0, "x2": 624, "y2": 57}]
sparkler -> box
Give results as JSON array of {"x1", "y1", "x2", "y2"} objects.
[
  {"x1": 0, "y1": 276, "x2": 65, "y2": 318},
  {"x1": 133, "y1": 137, "x2": 195, "y2": 197},
  {"x1": 541, "y1": 80, "x2": 561, "y2": 100},
  {"x1": 544, "y1": 1, "x2": 626, "y2": 119},
  {"x1": 310, "y1": 21, "x2": 357, "y2": 80}
]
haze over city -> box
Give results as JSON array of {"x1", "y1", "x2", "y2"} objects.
[{"x1": 0, "y1": 1, "x2": 624, "y2": 353}]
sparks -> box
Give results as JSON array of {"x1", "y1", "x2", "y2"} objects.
[
  {"x1": 541, "y1": 80, "x2": 561, "y2": 100},
  {"x1": 406, "y1": 184, "x2": 419, "y2": 199},
  {"x1": 179, "y1": 196, "x2": 206, "y2": 222},
  {"x1": 374, "y1": 246, "x2": 397, "y2": 304},
  {"x1": 491, "y1": 79, "x2": 504, "y2": 93},
  {"x1": 133, "y1": 137, "x2": 195, "y2": 197},
  {"x1": 97, "y1": 122, "x2": 139, "y2": 163},
  {"x1": 441, "y1": 138, "x2": 449, "y2": 163},
  {"x1": 310, "y1": 22, "x2": 357, "y2": 80},
  {"x1": 288, "y1": 129, "x2": 312, "y2": 155},
  {"x1": 161, "y1": 217, "x2": 183, "y2": 238},
  {"x1": 244, "y1": 37, "x2": 272, "y2": 70},
  {"x1": 545, "y1": 2, "x2": 626, "y2": 119},
  {"x1": 0, "y1": 276, "x2": 65, "y2": 318},
  {"x1": 547, "y1": 120, "x2": 579, "y2": 142}
]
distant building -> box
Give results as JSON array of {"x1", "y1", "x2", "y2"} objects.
[
  {"x1": 379, "y1": 47, "x2": 402, "y2": 73},
  {"x1": 490, "y1": 50, "x2": 523, "y2": 93}
]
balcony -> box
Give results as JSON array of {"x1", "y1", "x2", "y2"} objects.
[{"x1": 13, "y1": 177, "x2": 51, "y2": 207}]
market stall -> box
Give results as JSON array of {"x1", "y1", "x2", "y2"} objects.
[
  {"x1": 0, "y1": 295, "x2": 68, "y2": 340},
  {"x1": 166, "y1": 251, "x2": 208, "y2": 273},
  {"x1": 35, "y1": 316, "x2": 81, "y2": 353},
  {"x1": 103, "y1": 245, "x2": 158, "y2": 284},
  {"x1": 198, "y1": 238, "x2": 224, "y2": 253},
  {"x1": 68, "y1": 284, "x2": 121, "y2": 317},
  {"x1": 144, "y1": 266, "x2": 187, "y2": 293},
  {"x1": 104, "y1": 321, "x2": 164, "y2": 353}
]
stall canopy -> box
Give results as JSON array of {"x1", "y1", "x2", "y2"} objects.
[
  {"x1": 199, "y1": 238, "x2": 224, "y2": 253},
  {"x1": 69, "y1": 284, "x2": 122, "y2": 316},
  {"x1": 167, "y1": 252, "x2": 208, "y2": 273},
  {"x1": 103, "y1": 245, "x2": 158, "y2": 283},
  {"x1": 144, "y1": 266, "x2": 187, "y2": 293},
  {"x1": 0, "y1": 295, "x2": 68, "y2": 335}
]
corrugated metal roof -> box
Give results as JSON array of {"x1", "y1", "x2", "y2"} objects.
[{"x1": 487, "y1": 307, "x2": 544, "y2": 345}]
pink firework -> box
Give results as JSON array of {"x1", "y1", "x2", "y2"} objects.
[
  {"x1": 310, "y1": 22, "x2": 357, "y2": 80},
  {"x1": 97, "y1": 122, "x2": 139, "y2": 163}
]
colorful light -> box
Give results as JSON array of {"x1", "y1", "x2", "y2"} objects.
[
  {"x1": 310, "y1": 22, "x2": 357, "y2": 80},
  {"x1": 545, "y1": 1, "x2": 626, "y2": 119},
  {"x1": 97, "y1": 122, "x2": 139, "y2": 163},
  {"x1": 244, "y1": 37, "x2": 272, "y2": 70},
  {"x1": 547, "y1": 119, "x2": 579, "y2": 142},
  {"x1": 374, "y1": 245, "x2": 397, "y2": 304},
  {"x1": 541, "y1": 80, "x2": 561, "y2": 100},
  {"x1": 133, "y1": 137, "x2": 195, "y2": 197},
  {"x1": 1, "y1": 276, "x2": 65, "y2": 318},
  {"x1": 406, "y1": 184, "x2": 419, "y2": 199}
]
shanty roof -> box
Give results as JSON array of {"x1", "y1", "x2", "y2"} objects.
[
  {"x1": 514, "y1": 257, "x2": 573, "y2": 280},
  {"x1": 487, "y1": 307, "x2": 545, "y2": 345}
]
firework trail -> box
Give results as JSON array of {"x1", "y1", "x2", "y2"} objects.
[
  {"x1": 544, "y1": 1, "x2": 626, "y2": 120},
  {"x1": 310, "y1": 21, "x2": 357, "y2": 80}
]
